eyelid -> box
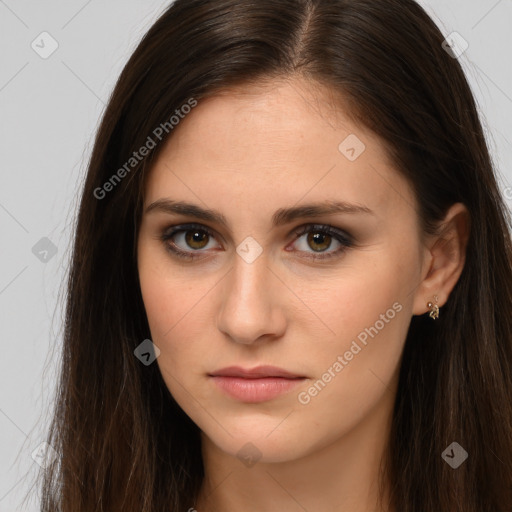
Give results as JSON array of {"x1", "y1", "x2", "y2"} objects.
[
  {"x1": 292, "y1": 223, "x2": 353, "y2": 244},
  {"x1": 162, "y1": 223, "x2": 217, "y2": 239}
]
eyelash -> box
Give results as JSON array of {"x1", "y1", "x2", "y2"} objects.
[{"x1": 159, "y1": 222, "x2": 354, "y2": 262}]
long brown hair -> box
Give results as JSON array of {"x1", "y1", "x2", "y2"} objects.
[{"x1": 37, "y1": 0, "x2": 512, "y2": 510}]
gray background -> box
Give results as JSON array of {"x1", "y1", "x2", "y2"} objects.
[{"x1": 0, "y1": 1, "x2": 511, "y2": 510}]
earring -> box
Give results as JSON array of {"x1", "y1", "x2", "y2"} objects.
[{"x1": 427, "y1": 295, "x2": 439, "y2": 320}]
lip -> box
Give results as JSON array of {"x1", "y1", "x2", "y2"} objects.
[
  {"x1": 209, "y1": 365, "x2": 304, "y2": 379},
  {"x1": 208, "y1": 366, "x2": 306, "y2": 403}
]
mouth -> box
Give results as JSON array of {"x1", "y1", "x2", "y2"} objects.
[
  {"x1": 208, "y1": 365, "x2": 307, "y2": 403},
  {"x1": 209, "y1": 365, "x2": 305, "y2": 379}
]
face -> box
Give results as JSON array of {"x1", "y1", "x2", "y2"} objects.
[{"x1": 137, "y1": 77, "x2": 426, "y2": 463}]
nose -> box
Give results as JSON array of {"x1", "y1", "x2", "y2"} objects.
[{"x1": 216, "y1": 252, "x2": 287, "y2": 345}]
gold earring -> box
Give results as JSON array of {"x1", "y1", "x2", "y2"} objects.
[{"x1": 427, "y1": 295, "x2": 439, "y2": 320}]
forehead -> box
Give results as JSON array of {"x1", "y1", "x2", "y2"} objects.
[
  {"x1": 144, "y1": 78, "x2": 417, "y2": 222},
  {"x1": 163, "y1": 78, "x2": 365, "y2": 159}
]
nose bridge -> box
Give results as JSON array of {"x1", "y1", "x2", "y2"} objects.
[
  {"x1": 216, "y1": 244, "x2": 284, "y2": 344},
  {"x1": 230, "y1": 232, "x2": 270, "y2": 303},
  {"x1": 233, "y1": 246, "x2": 269, "y2": 301}
]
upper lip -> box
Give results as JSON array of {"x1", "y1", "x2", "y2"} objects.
[{"x1": 209, "y1": 365, "x2": 304, "y2": 379}]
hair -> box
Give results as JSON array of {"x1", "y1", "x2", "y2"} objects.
[{"x1": 36, "y1": 0, "x2": 512, "y2": 510}]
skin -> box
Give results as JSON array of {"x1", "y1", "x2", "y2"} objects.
[{"x1": 137, "y1": 76, "x2": 470, "y2": 512}]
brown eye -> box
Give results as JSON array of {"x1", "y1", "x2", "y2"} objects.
[
  {"x1": 291, "y1": 224, "x2": 354, "y2": 261},
  {"x1": 184, "y1": 229, "x2": 210, "y2": 250},
  {"x1": 160, "y1": 223, "x2": 219, "y2": 260},
  {"x1": 306, "y1": 231, "x2": 332, "y2": 252},
  {"x1": 160, "y1": 222, "x2": 353, "y2": 262}
]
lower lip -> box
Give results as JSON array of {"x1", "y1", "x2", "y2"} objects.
[{"x1": 210, "y1": 376, "x2": 305, "y2": 403}]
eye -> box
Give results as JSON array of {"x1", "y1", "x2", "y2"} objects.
[
  {"x1": 160, "y1": 223, "x2": 220, "y2": 260},
  {"x1": 159, "y1": 223, "x2": 354, "y2": 261},
  {"x1": 289, "y1": 224, "x2": 353, "y2": 261}
]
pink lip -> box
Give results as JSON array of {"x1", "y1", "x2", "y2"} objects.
[
  {"x1": 210, "y1": 376, "x2": 305, "y2": 403},
  {"x1": 208, "y1": 366, "x2": 306, "y2": 403}
]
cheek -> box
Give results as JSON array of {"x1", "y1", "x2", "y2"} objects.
[
  {"x1": 138, "y1": 234, "x2": 208, "y2": 337},
  {"x1": 293, "y1": 246, "x2": 415, "y2": 409},
  {"x1": 137, "y1": 246, "x2": 219, "y2": 389},
  {"x1": 299, "y1": 248, "x2": 413, "y2": 348},
  {"x1": 139, "y1": 269, "x2": 208, "y2": 349},
  {"x1": 138, "y1": 273, "x2": 201, "y2": 406}
]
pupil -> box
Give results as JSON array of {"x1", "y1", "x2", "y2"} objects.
[
  {"x1": 186, "y1": 230, "x2": 208, "y2": 249},
  {"x1": 308, "y1": 232, "x2": 331, "y2": 252}
]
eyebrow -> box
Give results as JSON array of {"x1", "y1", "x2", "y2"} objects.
[{"x1": 144, "y1": 198, "x2": 374, "y2": 228}]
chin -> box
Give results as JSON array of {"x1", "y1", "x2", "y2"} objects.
[
  {"x1": 200, "y1": 418, "x2": 314, "y2": 465},
  {"x1": 220, "y1": 437, "x2": 305, "y2": 465}
]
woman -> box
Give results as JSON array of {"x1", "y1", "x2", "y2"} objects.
[{"x1": 39, "y1": 0, "x2": 512, "y2": 510}]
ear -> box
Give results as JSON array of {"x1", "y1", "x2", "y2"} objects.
[{"x1": 412, "y1": 202, "x2": 471, "y2": 316}]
